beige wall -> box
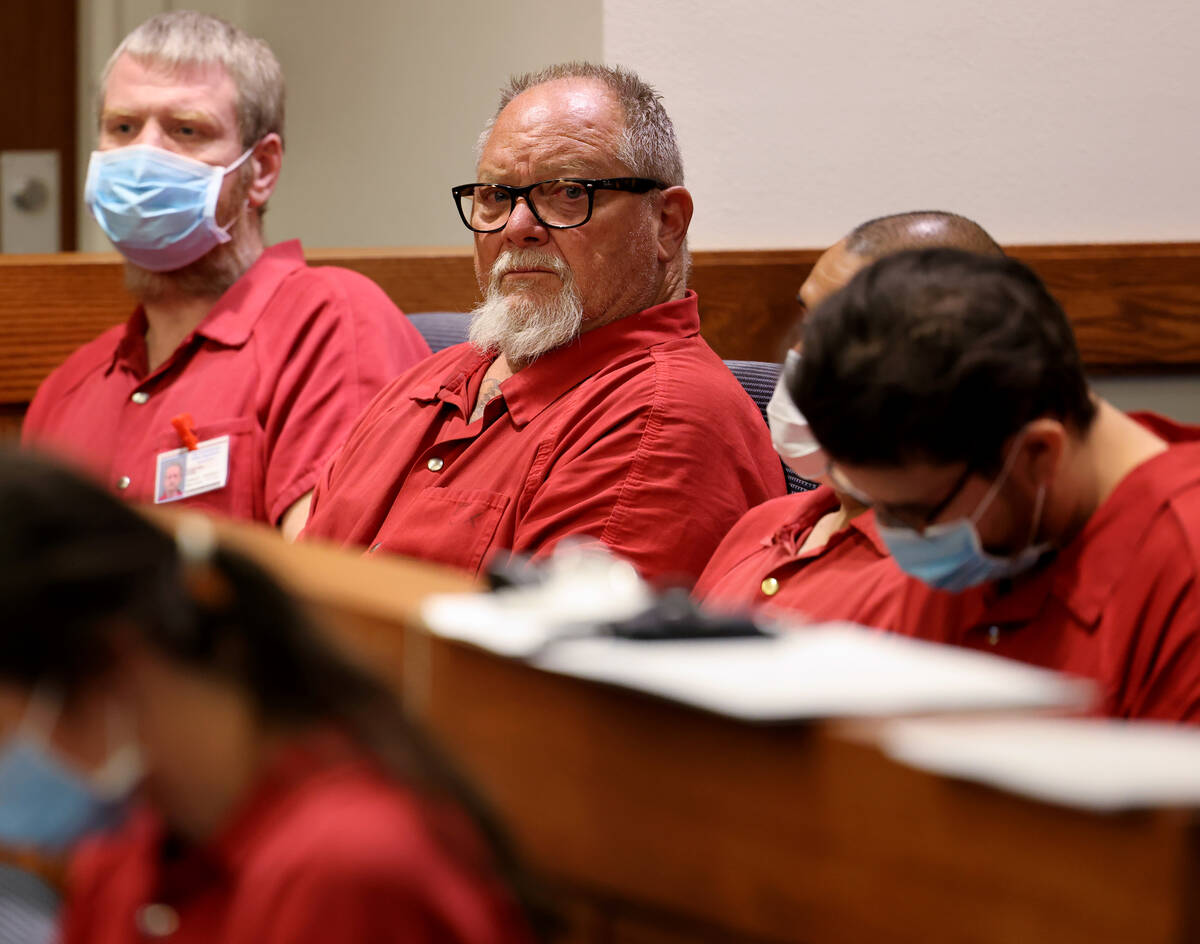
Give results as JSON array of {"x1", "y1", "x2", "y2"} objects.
[
  {"x1": 604, "y1": 0, "x2": 1200, "y2": 250},
  {"x1": 77, "y1": 0, "x2": 603, "y2": 251},
  {"x1": 80, "y1": 0, "x2": 1199, "y2": 251}
]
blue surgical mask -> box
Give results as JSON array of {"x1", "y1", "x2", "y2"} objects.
[
  {"x1": 876, "y1": 436, "x2": 1052, "y2": 593},
  {"x1": 84, "y1": 143, "x2": 254, "y2": 273},
  {"x1": 0, "y1": 694, "x2": 142, "y2": 853},
  {"x1": 766, "y1": 349, "x2": 827, "y2": 479}
]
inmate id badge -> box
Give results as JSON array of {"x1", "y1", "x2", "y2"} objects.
[{"x1": 154, "y1": 435, "x2": 230, "y2": 504}]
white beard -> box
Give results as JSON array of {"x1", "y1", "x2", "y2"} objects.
[{"x1": 469, "y1": 249, "x2": 584, "y2": 367}]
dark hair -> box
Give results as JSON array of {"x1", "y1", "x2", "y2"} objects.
[
  {"x1": 791, "y1": 249, "x2": 1097, "y2": 472},
  {"x1": 846, "y1": 210, "x2": 1005, "y2": 259},
  {"x1": 0, "y1": 448, "x2": 547, "y2": 935}
]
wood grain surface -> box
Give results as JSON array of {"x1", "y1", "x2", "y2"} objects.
[
  {"x1": 118, "y1": 520, "x2": 1200, "y2": 944},
  {"x1": 1, "y1": 242, "x2": 1196, "y2": 418}
]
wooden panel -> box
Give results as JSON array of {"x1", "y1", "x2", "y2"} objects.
[
  {"x1": 131, "y1": 518, "x2": 1200, "y2": 944},
  {"x1": 0, "y1": 255, "x2": 131, "y2": 404},
  {"x1": 420, "y1": 638, "x2": 1199, "y2": 944},
  {"x1": 0, "y1": 0, "x2": 77, "y2": 249},
  {"x1": 1, "y1": 243, "x2": 1197, "y2": 422}
]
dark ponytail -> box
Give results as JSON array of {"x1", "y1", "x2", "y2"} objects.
[{"x1": 0, "y1": 448, "x2": 551, "y2": 937}]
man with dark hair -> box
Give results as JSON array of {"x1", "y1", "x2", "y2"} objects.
[
  {"x1": 301, "y1": 63, "x2": 783, "y2": 580},
  {"x1": 793, "y1": 248, "x2": 1200, "y2": 721},
  {"x1": 695, "y1": 212, "x2": 1002, "y2": 621},
  {"x1": 23, "y1": 12, "x2": 429, "y2": 539}
]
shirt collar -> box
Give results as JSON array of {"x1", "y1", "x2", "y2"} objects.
[
  {"x1": 107, "y1": 240, "x2": 308, "y2": 377},
  {"x1": 763, "y1": 486, "x2": 891, "y2": 559},
  {"x1": 963, "y1": 415, "x2": 1200, "y2": 632},
  {"x1": 194, "y1": 240, "x2": 307, "y2": 347},
  {"x1": 140, "y1": 729, "x2": 366, "y2": 903},
  {"x1": 408, "y1": 291, "x2": 702, "y2": 426},
  {"x1": 503, "y1": 291, "x2": 702, "y2": 427}
]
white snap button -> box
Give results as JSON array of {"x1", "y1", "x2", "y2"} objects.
[
  {"x1": 116, "y1": 476, "x2": 131, "y2": 490},
  {"x1": 136, "y1": 903, "x2": 180, "y2": 937},
  {"x1": 427, "y1": 457, "x2": 444, "y2": 472},
  {"x1": 130, "y1": 391, "x2": 150, "y2": 404}
]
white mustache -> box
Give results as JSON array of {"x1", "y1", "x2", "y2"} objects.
[{"x1": 490, "y1": 250, "x2": 570, "y2": 283}]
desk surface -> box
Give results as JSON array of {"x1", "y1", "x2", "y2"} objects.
[{"x1": 201, "y1": 516, "x2": 1200, "y2": 943}]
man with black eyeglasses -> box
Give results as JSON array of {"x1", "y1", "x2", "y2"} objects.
[
  {"x1": 301, "y1": 63, "x2": 784, "y2": 580},
  {"x1": 792, "y1": 249, "x2": 1200, "y2": 722}
]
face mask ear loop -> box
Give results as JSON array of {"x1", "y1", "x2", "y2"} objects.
[
  {"x1": 969, "y1": 427, "x2": 1031, "y2": 526},
  {"x1": 20, "y1": 686, "x2": 63, "y2": 740},
  {"x1": 209, "y1": 142, "x2": 259, "y2": 238},
  {"x1": 1026, "y1": 483, "x2": 1047, "y2": 548}
]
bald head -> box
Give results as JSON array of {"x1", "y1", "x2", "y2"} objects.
[
  {"x1": 798, "y1": 211, "x2": 1002, "y2": 315},
  {"x1": 846, "y1": 210, "x2": 1003, "y2": 259}
]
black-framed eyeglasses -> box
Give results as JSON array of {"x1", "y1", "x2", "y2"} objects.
[
  {"x1": 451, "y1": 177, "x2": 667, "y2": 233},
  {"x1": 827, "y1": 461, "x2": 976, "y2": 532}
]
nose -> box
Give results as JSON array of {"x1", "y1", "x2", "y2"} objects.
[
  {"x1": 503, "y1": 196, "x2": 549, "y2": 247},
  {"x1": 132, "y1": 121, "x2": 169, "y2": 150}
]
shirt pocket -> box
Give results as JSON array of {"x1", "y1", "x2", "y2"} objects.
[
  {"x1": 153, "y1": 416, "x2": 263, "y2": 521},
  {"x1": 378, "y1": 487, "x2": 511, "y2": 575}
]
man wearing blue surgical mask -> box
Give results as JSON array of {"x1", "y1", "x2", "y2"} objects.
[
  {"x1": 22, "y1": 12, "x2": 429, "y2": 540},
  {"x1": 695, "y1": 212, "x2": 1003, "y2": 625},
  {"x1": 793, "y1": 249, "x2": 1200, "y2": 722}
]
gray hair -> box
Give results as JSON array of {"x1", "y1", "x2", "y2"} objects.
[
  {"x1": 97, "y1": 11, "x2": 285, "y2": 149},
  {"x1": 478, "y1": 62, "x2": 684, "y2": 186}
]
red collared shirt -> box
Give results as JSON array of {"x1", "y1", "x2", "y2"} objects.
[
  {"x1": 60, "y1": 733, "x2": 533, "y2": 944},
  {"x1": 892, "y1": 413, "x2": 1200, "y2": 722},
  {"x1": 693, "y1": 485, "x2": 907, "y2": 628},
  {"x1": 22, "y1": 241, "x2": 429, "y2": 524},
  {"x1": 302, "y1": 292, "x2": 786, "y2": 580}
]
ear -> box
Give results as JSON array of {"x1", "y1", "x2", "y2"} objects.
[
  {"x1": 246, "y1": 133, "x2": 284, "y2": 210},
  {"x1": 1012, "y1": 418, "x2": 1065, "y2": 490},
  {"x1": 655, "y1": 186, "x2": 693, "y2": 264}
]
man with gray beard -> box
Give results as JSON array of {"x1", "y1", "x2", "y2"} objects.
[{"x1": 302, "y1": 63, "x2": 785, "y2": 581}]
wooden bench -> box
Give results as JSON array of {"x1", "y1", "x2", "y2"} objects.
[
  {"x1": 2, "y1": 242, "x2": 1198, "y2": 437},
  {"x1": 209, "y1": 516, "x2": 1200, "y2": 943}
]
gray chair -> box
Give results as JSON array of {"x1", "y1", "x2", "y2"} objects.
[
  {"x1": 405, "y1": 314, "x2": 817, "y2": 493},
  {"x1": 407, "y1": 311, "x2": 473, "y2": 354}
]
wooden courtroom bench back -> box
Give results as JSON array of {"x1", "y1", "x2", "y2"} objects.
[{"x1": 2, "y1": 242, "x2": 1199, "y2": 438}]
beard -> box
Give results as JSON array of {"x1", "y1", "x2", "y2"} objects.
[
  {"x1": 124, "y1": 163, "x2": 260, "y2": 303},
  {"x1": 469, "y1": 249, "x2": 584, "y2": 369}
]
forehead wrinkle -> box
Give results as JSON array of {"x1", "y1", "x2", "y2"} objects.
[{"x1": 478, "y1": 79, "x2": 626, "y2": 182}]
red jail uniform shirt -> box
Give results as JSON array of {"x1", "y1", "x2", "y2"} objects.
[
  {"x1": 59, "y1": 733, "x2": 533, "y2": 944},
  {"x1": 892, "y1": 413, "x2": 1200, "y2": 722},
  {"x1": 693, "y1": 485, "x2": 907, "y2": 628},
  {"x1": 22, "y1": 241, "x2": 430, "y2": 524},
  {"x1": 301, "y1": 292, "x2": 785, "y2": 581}
]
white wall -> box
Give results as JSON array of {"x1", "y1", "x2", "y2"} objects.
[
  {"x1": 78, "y1": 0, "x2": 603, "y2": 251},
  {"x1": 80, "y1": 0, "x2": 1199, "y2": 250},
  {"x1": 603, "y1": 0, "x2": 1200, "y2": 249}
]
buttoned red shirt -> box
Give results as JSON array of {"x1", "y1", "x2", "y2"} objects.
[
  {"x1": 892, "y1": 413, "x2": 1200, "y2": 722},
  {"x1": 302, "y1": 292, "x2": 786, "y2": 580},
  {"x1": 693, "y1": 486, "x2": 907, "y2": 628},
  {"x1": 22, "y1": 241, "x2": 429, "y2": 524},
  {"x1": 60, "y1": 733, "x2": 532, "y2": 944}
]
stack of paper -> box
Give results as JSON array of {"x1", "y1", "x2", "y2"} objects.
[{"x1": 879, "y1": 717, "x2": 1200, "y2": 811}]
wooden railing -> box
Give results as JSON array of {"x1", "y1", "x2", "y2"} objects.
[{"x1": 2, "y1": 242, "x2": 1198, "y2": 437}]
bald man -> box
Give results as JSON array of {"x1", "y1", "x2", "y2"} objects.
[{"x1": 693, "y1": 211, "x2": 1003, "y2": 623}]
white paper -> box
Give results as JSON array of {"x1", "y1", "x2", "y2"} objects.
[
  {"x1": 528, "y1": 624, "x2": 1094, "y2": 722},
  {"x1": 879, "y1": 717, "x2": 1200, "y2": 811}
]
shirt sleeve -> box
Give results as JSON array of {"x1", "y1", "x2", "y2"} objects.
[{"x1": 258, "y1": 268, "x2": 430, "y2": 525}]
